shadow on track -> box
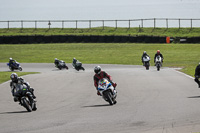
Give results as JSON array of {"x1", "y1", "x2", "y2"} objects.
[
  {"x1": 188, "y1": 96, "x2": 200, "y2": 98},
  {"x1": 0, "y1": 111, "x2": 28, "y2": 114},
  {"x1": 82, "y1": 104, "x2": 111, "y2": 108}
]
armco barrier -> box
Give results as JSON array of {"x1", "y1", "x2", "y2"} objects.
[
  {"x1": 179, "y1": 37, "x2": 200, "y2": 43},
  {"x1": 35, "y1": 36, "x2": 43, "y2": 43},
  {"x1": 27, "y1": 36, "x2": 36, "y2": 43},
  {"x1": 43, "y1": 36, "x2": 52, "y2": 43},
  {"x1": 0, "y1": 35, "x2": 199, "y2": 44},
  {"x1": 19, "y1": 36, "x2": 28, "y2": 44}
]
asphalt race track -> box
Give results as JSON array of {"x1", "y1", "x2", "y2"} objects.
[{"x1": 0, "y1": 63, "x2": 200, "y2": 133}]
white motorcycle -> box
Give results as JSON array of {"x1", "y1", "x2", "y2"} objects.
[
  {"x1": 142, "y1": 55, "x2": 150, "y2": 70},
  {"x1": 97, "y1": 78, "x2": 117, "y2": 105},
  {"x1": 155, "y1": 55, "x2": 162, "y2": 71}
]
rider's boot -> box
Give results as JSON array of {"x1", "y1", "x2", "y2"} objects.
[{"x1": 13, "y1": 96, "x2": 19, "y2": 102}]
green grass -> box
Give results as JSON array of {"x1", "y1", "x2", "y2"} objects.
[
  {"x1": 0, "y1": 43, "x2": 200, "y2": 78},
  {"x1": 0, "y1": 27, "x2": 200, "y2": 37},
  {"x1": 0, "y1": 72, "x2": 39, "y2": 84}
]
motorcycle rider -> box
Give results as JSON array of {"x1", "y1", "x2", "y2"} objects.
[
  {"x1": 72, "y1": 58, "x2": 77, "y2": 68},
  {"x1": 9, "y1": 58, "x2": 16, "y2": 68},
  {"x1": 10, "y1": 73, "x2": 37, "y2": 110},
  {"x1": 54, "y1": 58, "x2": 60, "y2": 67},
  {"x1": 194, "y1": 62, "x2": 200, "y2": 88},
  {"x1": 154, "y1": 50, "x2": 164, "y2": 64},
  {"x1": 93, "y1": 66, "x2": 117, "y2": 96},
  {"x1": 141, "y1": 51, "x2": 150, "y2": 65}
]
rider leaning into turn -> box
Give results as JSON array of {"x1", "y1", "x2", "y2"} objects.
[
  {"x1": 93, "y1": 66, "x2": 117, "y2": 96},
  {"x1": 154, "y1": 50, "x2": 164, "y2": 64},
  {"x1": 10, "y1": 73, "x2": 36, "y2": 102},
  {"x1": 9, "y1": 58, "x2": 16, "y2": 67},
  {"x1": 194, "y1": 62, "x2": 200, "y2": 88},
  {"x1": 54, "y1": 58, "x2": 60, "y2": 67},
  {"x1": 72, "y1": 57, "x2": 78, "y2": 68}
]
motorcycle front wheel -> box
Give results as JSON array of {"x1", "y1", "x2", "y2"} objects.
[
  {"x1": 21, "y1": 98, "x2": 32, "y2": 112},
  {"x1": 19, "y1": 67, "x2": 22, "y2": 71},
  {"x1": 157, "y1": 65, "x2": 160, "y2": 71},
  {"x1": 104, "y1": 91, "x2": 113, "y2": 105}
]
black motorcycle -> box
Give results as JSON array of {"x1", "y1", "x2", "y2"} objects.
[
  {"x1": 72, "y1": 61, "x2": 85, "y2": 71},
  {"x1": 14, "y1": 84, "x2": 37, "y2": 112},
  {"x1": 56, "y1": 60, "x2": 68, "y2": 70}
]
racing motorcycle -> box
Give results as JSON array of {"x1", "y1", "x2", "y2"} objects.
[
  {"x1": 142, "y1": 55, "x2": 150, "y2": 70},
  {"x1": 97, "y1": 78, "x2": 117, "y2": 105},
  {"x1": 7, "y1": 62, "x2": 22, "y2": 71},
  {"x1": 72, "y1": 61, "x2": 85, "y2": 71},
  {"x1": 14, "y1": 84, "x2": 37, "y2": 112},
  {"x1": 155, "y1": 55, "x2": 162, "y2": 71},
  {"x1": 56, "y1": 60, "x2": 68, "y2": 70}
]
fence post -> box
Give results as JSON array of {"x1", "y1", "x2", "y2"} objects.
[
  {"x1": 191, "y1": 19, "x2": 192, "y2": 29},
  {"x1": 7, "y1": 21, "x2": 9, "y2": 29},
  {"x1": 141, "y1": 19, "x2": 143, "y2": 28},
  {"x1": 154, "y1": 18, "x2": 156, "y2": 28},
  {"x1": 35, "y1": 21, "x2": 37, "y2": 29},
  {"x1": 129, "y1": 20, "x2": 130, "y2": 29},
  {"x1": 48, "y1": 21, "x2": 51, "y2": 29},
  {"x1": 102, "y1": 20, "x2": 104, "y2": 29},
  {"x1": 179, "y1": 19, "x2": 180, "y2": 29},
  {"x1": 139, "y1": 25, "x2": 141, "y2": 32},
  {"x1": 62, "y1": 21, "x2": 64, "y2": 29},
  {"x1": 21, "y1": 20, "x2": 23, "y2": 29},
  {"x1": 115, "y1": 20, "x2": 117, "y2": 29},
  {"x1": 166, "y1": 19, "x2": 168, "y2": 29},
  {"x1": 89, "y1": 20, "x2": 91, "y2": 29},
  {"x1": 76, "y1": 20, "x2": 77, "y2": 29}
]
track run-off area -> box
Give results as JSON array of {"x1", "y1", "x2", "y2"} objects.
[{"x1": 0, "y1": 63, "x2": 200, "y2": 133}]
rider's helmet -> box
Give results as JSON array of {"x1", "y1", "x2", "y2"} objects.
[
  {"x1": 73, "y1": 58, "x2": 77, "y2": 63},
  {"x1": 94, "y1": 66, "x2": 101, "y2": 74},
  {"x1": 143, "y1": 51, "x2": 147, "y2": 55},
  {"x1": 55, "y1": 58, "x2": 58, "y2": 61},
  {"x1": 9, "y1": 58, "x2": 12, "y2": 60},
  {"x1": 10, "y1": 73, "x2": 18, "y2": 82},
  {"x1": 157, "y1": 50, "x2": 160, "y2": 55}
]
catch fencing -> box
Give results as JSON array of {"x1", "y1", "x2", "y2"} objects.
[{"x1": 0, "y1": 18, "x2": 200, "y2": 29}]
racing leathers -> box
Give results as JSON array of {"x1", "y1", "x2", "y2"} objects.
[
  {"x1": 54, "y1": 59, "x2": 59, "y2": 67},
  {"x1": 10, "y1": 77, "x2": 36, "y2": 102},
  {"x1": 154, "y1": 53, "x2": 164, "y2": 63},
  {"x1": 93, "y1": 71, "x2": 117, "y2": 95},
  {"x1": 141, "y1": 53, "x2": 150, "y2": 65},
  {"x1": 194, "y1": 64, "x2": 200, "y2": 88},
  {"x1": 9, "y1": 59, "x2": 16, "y2": 68}
]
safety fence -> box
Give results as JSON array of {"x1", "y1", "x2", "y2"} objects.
[
  {"x1": 0, "y1": 35, "x2": 200, "y2": 44},
  {"x1": 0, "y1": 18, "x2": 200, "y2": 29}
]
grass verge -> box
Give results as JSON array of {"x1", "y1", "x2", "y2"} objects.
[
  {"x1": 0, "y1": 43, "x2": 199, "y2": 78},
  {"x1": 0, "y1": 72, "x2": 39, "y2": 84},
  {"x1": 0, "y1": 27, "x2": 200, "y2": 37}
]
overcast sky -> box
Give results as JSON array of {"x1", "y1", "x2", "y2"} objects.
[{"x1": 0, "y1": 0, "x2": 199, "y2": 20}]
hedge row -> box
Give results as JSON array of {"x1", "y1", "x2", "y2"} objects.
[
  {"x1": 0, "y1": 35, "x2": 166, "y2": 44},
  {"x1": 0, "y1": 35, "x2": 199, "y2": 44}
]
